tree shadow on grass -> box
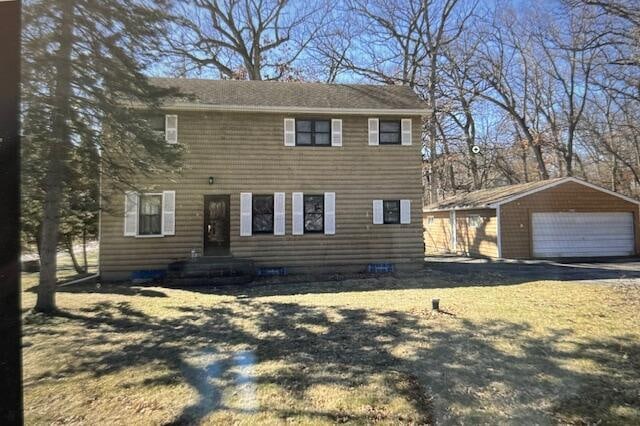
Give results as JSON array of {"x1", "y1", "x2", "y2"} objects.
[
  {"x1": 23, "y1": 298, "x2": 640, "y2": 424},
  {"x1": 25, "y1": 281, "x2": 169, "y2": 298}
]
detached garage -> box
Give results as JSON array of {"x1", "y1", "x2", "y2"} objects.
[{"x1": 423, "y1": 177, "x2": 640, "y2": 259}]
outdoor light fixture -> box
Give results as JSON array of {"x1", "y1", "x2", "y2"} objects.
[{"x1": 208, "y1": 176, "x2": 214, "y2": 185}]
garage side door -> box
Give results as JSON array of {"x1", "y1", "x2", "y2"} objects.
[{"x1": 532, "y1": 212, "x2": 634, "y2": 257}]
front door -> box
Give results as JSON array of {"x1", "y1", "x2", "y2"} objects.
[{"x1": 204, "y1": 195, "x2": 230, "y2": 256}]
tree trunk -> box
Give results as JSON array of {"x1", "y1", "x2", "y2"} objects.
[
  {"x1": 35, "y1": 0, "x2": 74, "y2": 314},
  {"x1": 428, "y1": 66, "x2": 439, "y2": 202},
  {"x1": 462, "y1": 103, "x2": 480, "y2": 189},
  {"x1": 612, "y1": 155, "x2": 618, "y2": 192},
  {"x1": 565, "y1": 128, "x2": 575, "y2": 176},
  {"x1": 441, "y1": 137, "x2": 456, "y2": 191},
  {"x1": 529, "y1": 138, "x2": 549, "y2": 180},
  {"x1": 521, "y1": 144, "x2": 529, "y2": 183},
  {"x1": 82, "y1": 227, "x2": 88, "y2": 272},
  {"x1": 64, "y1": 236, "x2": 83, "y2": 274}
]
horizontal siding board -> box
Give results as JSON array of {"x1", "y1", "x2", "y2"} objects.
[{"x1": 100, "y1": 112, "x2": 423, "y2": 275}]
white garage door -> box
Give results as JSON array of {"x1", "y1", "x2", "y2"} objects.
[{"x1": 532, "y1": 212, "x2": 635, "y2": 257}]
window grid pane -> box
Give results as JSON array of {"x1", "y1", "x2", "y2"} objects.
[
  {"x1": 383, "y1": 200, "x2": 400, "y2": 224},
  {"x1": 379, "y1": 120, "x2": 401, "y2": 145},
  {"x1": 253, "y1": 195, "x2": 274, "y2": 233},
  {"x1": 304, "y1": 195, "x2": 324, "y2": 232},
  {"x1": 149, "y1": 116, "x2": 165, "y2": 132},
  {"x1": 295, "y1": 119, "x2": 332, "y2": 146},
  {"x1": 139, "y1": 194, "x2": 162, "y2": 235}
]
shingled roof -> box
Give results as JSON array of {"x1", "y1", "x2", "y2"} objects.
[
  {"x1": 424, "y1": 178, "x2": 567, "y2": 211},
  {"x1": 150, "y1": 77, "x2": 426, "y2": 113}
]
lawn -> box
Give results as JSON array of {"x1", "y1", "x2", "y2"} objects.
[{"x1": 22, "y1": 259, "x2": 640, "y2": 424}]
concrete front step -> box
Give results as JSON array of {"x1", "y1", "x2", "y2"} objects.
[{"x1": 166, "y1": 256, "x2": 255, "y2": 286}]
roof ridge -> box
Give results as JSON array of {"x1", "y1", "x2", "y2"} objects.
[{"x1": 148, "y1": 76, "x2": 412, "y2": 89}]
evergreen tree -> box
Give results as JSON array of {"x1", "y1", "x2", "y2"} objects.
[{"x1": 22, "y1": 0, "x2": 183, "y2": 313}]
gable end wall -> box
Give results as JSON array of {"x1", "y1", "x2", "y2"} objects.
[{"x1": 499, "y1": 181, "x2": 640, "y2": 258}]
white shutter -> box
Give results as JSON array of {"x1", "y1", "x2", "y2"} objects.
[
  {"x1": 324, "y1": 192, "x2": 335, "y2": 235},
  {"x1": 274, "y1": 192, "x2": 285, "y2": 235},
  {"x1": 368, "y1": 118, "x2": 379, "y2": 145},
  {"x1": 372, "y1": 200, "x2": 383, "y2": 224},
  {"x1": 400, "y1": 199, "x2": 411, "y2": 224},
  {"x1": 124, "y1": 191, "x2": 138, "y2": 236},
  {"x1": 165, "y1": 115, "x2": 178, "y2": 144},
  {"x1": 161, "y1": 191, "x2": 176, "y2": 235},
  {"x1": 240, "y1": 192, "x2": 252, "y2": 236},
  {"x1": 292, "y1": 192, "x2": 304, "y2": 235},
  {"x1": 401, "y1": 118, "x2": 412, "y2": 145},
  {"x1": 284, "y1": 118, "x2": 296, "y2": 146},
  {"x1": 331, "y1": 119, "x2": 342, "y2": 147}
]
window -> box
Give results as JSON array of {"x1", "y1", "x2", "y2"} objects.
[
  {"x1": 139, "y1": 194, "x2": 162, "y2": 235},
  {"x1": 296, "y1": 120, "x2": 331, "y2": 146},
  {"x1": 304, "y1": 195, "x2": 324, "y2": 232},
  {"x1": 468, "y1": 215, "x2": 482, "y2": 228},
  {"x1": 426, "y1": 215, "x2": 435, "y2": 225},
  {"x1": 252, "y1": 195, "x2": 274, "y2": 233},
  {"x1": 148, "y1": 115, "x2": 165, "y2": 133},
  {"x1": 379, "y1": 120, "x2": 401, "y2": 145},
  {"x1": 383, "y1": 200, "x2": 400, "y2": 224}
]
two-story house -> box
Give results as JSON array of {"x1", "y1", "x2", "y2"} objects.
[{"x1": 99, "y1": 78, "x2": 427, "y2": 281}]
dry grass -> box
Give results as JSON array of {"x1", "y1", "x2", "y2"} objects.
[{"x1": 22, "y1": 257, "x2": 640, "y2": 425}]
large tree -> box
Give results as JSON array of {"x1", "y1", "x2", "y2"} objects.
[
  {"x1": 22, "y1": 0, "x2": 183, "y2": 313},
  {"x1": 166, "y1": 0, "x2": 329, "y2": 80}
]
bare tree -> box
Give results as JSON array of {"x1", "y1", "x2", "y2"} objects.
[
  {"x1": 530, "y1": 5, "x2": 603, "y2": 176},
  {"x1": 473, "y1": 6, "x2": 550, "y2": 179},
  {"x1": 167, "y1": 0, "x2": 328, "y2": 80},
  {"x1": 440, "y1": 32, "x2": 483, "y2": 189}
]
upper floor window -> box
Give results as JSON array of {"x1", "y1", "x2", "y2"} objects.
[
  {"x1": 383, "y1": 200, "x2": 401, "y2": 224},
  {"x1": 252, "y1": 195, "x2": 274, "y2": 233},
  {"x1": 139, "y1": 194, "x2": 162, "y2": 235},
  {"x1": 296, "y1": 119, "x2": 331, "y2": 146},
  {"x1": 148, "y1": 115, "x2": 165, "y2": 134},
  {"x1": 304, "y1": 194, "x2": 324, "y2": 232},
  {"x1": 379, "y1": 120, "x2": 401, "y2": 145}
]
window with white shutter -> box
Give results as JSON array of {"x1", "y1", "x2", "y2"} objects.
[
  {"x1": 284, "y1": 118, "x2": 296, "y2": 146},
  {"x1": 331, "y1": 119, "x2": 342, "y2": 147},
  {"x1": 372, "y1": 200, "x2": 383, "y2": 224},
  {"x1": 165, "y1": 115, "x2": 178, "y2": 144},
  {"x1": 368, "y1": 118, "x2": 379, "y2": 145},
  {"x1": 240, "y1": 193, "x2": 252, "y2": 236},
  {"x1": 162, "y1": 191, "x2": 176, "y2": 235},
  {"x1": 274, "y1": 192, "x2": 285, "y2": 235},
  {"x1": 401, "y1": 119, "x2": 412, "y2": 145},
  {"x1": 292, "y1": 192, "x2": 304, "y2": 235},
  {"x1": 124, "y1": 192, "x2": 138, "y2": 236},
  {"x1": 324, "y1": 192, "x2": 335, "y2": 235},
  {"x1": 400, "y1": 199, "x2": 411, "y2": 224}
]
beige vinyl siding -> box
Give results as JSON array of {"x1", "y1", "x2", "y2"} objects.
[
  {"x1": 454, "y1": 209, "x2": 498, "y2": 258},
  {"x1": 500, "y1": 180, "x2": 640, "y2": 259},
  {"x1": 423, "y1": 211, "x2": 452, "y2": 255},
  {"x1": 99, "y1": 112, "x2": 423, "y2": 278},
  {"x1": 423, "y1": 209, "x2": 498, "y2": 257}
]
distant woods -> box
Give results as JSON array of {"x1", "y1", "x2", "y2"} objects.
[{"x1": 165, "y1": 0, "x2": 640, "y2": 202}]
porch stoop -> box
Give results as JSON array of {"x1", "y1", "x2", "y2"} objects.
[{"x1": 167, "y1": 256, "x2": 255, "y2": 286}]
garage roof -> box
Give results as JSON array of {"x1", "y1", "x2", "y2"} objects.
[{"x1": 423, "y1": 177, "x2": 640, "y2": 212}]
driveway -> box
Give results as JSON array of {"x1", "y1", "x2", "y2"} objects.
[{"x1": 425, "y1": 255, "x2": 640, "y2": 282}]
